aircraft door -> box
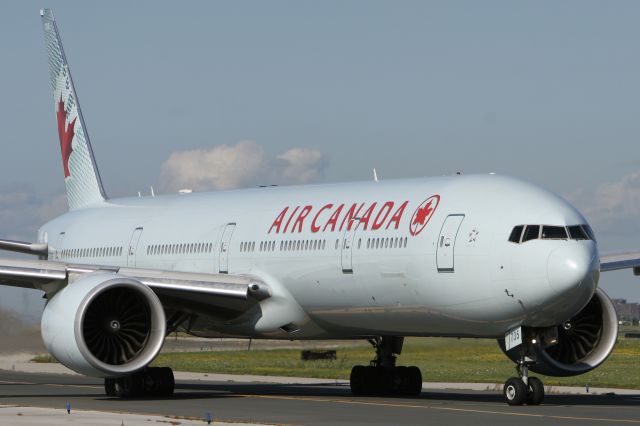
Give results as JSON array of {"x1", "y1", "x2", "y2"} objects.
[
  {"x1": 54, "y1": 232, "x2": 65, "y2": 260},
  {"x1": 127, "y1": 227, "x2": 143, "y2": 267},
  {"x1": 436, "y1": 214, "x2": 465, "y2": 272},
  {"x1": 341, "y1": 219, "x2": 361, "y2": 273},
  {"x1": 219, "y1": 223, "x2": 236, "y2": 274}
]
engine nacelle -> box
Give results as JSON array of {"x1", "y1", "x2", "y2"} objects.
[
  {"x1": 499, "y1": 288, "x2": 618, "y2": 377},
  {"x1": 41, "y1": 272, "x2": 166, "y2": 378}
]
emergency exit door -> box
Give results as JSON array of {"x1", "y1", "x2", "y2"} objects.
[
  {"x1": 341, "y1": 219, "x2": 362, "y2": 273},
  {"x1": 437, "y1": 214, "x2": 465, "y2": 272},
  {"x1": 127, "y1": 227, "x2": 143, "y2": 267},
  {"x1": 219, "y1": 223, "x2": 236, "y2": 274}
]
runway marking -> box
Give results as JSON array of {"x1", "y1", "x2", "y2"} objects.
[
  {"x1": 2, "y1": 379, "x2": 639, "y2": 424},
  {"x1": 239, "y1": 394, "x2": 640, "y2": 423},
  {"x1": 0, "y1": 379, "x2": 102, "y2": 390},
  {"x1": 47, "y1": 383, "x2": 103, "y2": 390}
]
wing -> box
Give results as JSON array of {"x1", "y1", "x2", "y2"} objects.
[
  {"x1": 600, "y1": 251, "x2": 640, "y2": 274},
  {"x1": 0, "y1": 238, "x2": 48, "y2": 256},
  {"x1": 0, "y1": 256, "x2": 271, "y2": 323}
]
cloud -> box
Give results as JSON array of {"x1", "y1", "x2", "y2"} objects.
[
  {"x1": 0, "y1": 187, "x2": 66, "y2": 322},
  {"x1": 159, "y1": 140, "x2": 328, "y2": 192},
  {"x1": 567, "y1": 171, "x2": 640, "y2": 234},
  {"x1": 0, "y1": 185, "x2": 67, "y2": 241},
  {"x1": 275, "y1": 147, "x2": 327, "y2": 184}
]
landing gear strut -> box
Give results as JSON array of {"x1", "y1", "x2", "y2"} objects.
[
  {"x1": 105, "y1": 367, "x2": 174, "y2": 398},
  {"x1": 503, "y1": 346, "x2": 544, "y2": 405},
  {"x1": 350, "y1": 336, "x2": 422, "y2": 396}
]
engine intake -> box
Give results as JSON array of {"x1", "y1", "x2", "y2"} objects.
[
  {"x1": 499, "y1": 288, "x2": 618, "y2": 377},
  {"x1": 82, "y1": 286, "x2": 153, "y2": 365},
  {"x1": 42, "y1": 272, "x2": 166, "y2": 377}
]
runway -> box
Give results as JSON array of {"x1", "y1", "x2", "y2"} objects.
[{"x1": 0, "y1": 370, "x2": 639, "y2": 425}]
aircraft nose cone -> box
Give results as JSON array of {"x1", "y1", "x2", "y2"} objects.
[{"x1": 547, "y1": 244, "x2": 599, "y2": 297}]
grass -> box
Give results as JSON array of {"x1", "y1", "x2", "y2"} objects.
[
  {"x1": 151, "y1": 335, "x2": 640, "y2": 389},
  {"x1": 31, "y1": 354, "x2": 56, "y2": 363},
  {"x1": 30, "y1": 328, "x2": 640, "y2": 389}
]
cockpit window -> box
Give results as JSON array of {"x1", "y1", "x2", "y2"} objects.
[
  {"x1": 567, "y1": 225, "x2": 588, "y2": 240},
  {"x1": 582, "y1": 224, "x2": 596, "y2": 242},
  {"x1": 541, "y1": 226, "x2": 567, "y2": 240},
  {"x1": 509, "y1": 225, "x2": 524, "y2": 243},
  {"x1": 510, "y1": 224, "x2": 595, "y2": 244},
  {"x1": 522, "y1": 225, "x2": 540, "y2": 242}
]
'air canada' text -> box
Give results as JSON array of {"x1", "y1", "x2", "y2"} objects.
[{"x1": 268, "y1": 201, "x2": 409, "y2": 234}]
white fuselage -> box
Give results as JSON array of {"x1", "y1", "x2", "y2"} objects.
[{"x1": 38, "y1": 174, "x2": 599, "y2": 339}]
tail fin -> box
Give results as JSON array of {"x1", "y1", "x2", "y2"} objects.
[{"x1": 41, "y1": 9, "x2": 107, "y2": 210}]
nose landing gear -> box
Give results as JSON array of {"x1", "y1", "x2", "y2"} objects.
[
  {"x1": 350, "y1": 336, "x2": 422, "y2": 397},
  {"x1": 503, "y1": 351, "x2": 544, "y2": 405}
]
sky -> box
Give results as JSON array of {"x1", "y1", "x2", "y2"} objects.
[{"x1": 1, "y1": 1, "x2": 640, "y2": 319}]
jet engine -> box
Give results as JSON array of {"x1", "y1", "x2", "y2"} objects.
[
  {"x1": 499, "y1": 288, "x2": 618, "y2": 377},
  {"x1": 41, "y1": 272, "x2": 166, "y2": 378}
]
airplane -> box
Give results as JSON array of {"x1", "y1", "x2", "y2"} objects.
[{"x1": 0, "y1": 8, "x2": 638, "y2": 405}]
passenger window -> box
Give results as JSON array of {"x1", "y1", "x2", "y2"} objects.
[
  {"x1": 541, "y1": 226, "x2": 567, "y2": 240},
  {"x1": 522, "y1": 225, "x2": 540, "y2": 242},
  {"x1": 567, "y1": 225, "x2": 588, "y2": 240},
  {"x1": 509, "y1": 225, "x2": 524, "y2": 243}
]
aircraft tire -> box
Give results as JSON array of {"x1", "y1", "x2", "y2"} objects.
[
  {"x1": 350, "y1": 365, "x2": 367, "y2": 396},
  {"x1": 104, "y1": 378, "x2": 116, "y2": 397},
  {"x1": 393, "y1": 366, "x2": 409, "y2": 395},
  {"x1": 372, "y1": 366, "x2": 392, "y2": 395},
  {"x1": 504, "y1": 377, "x2": 527, "y2": 406},
  {"x1": 145, "y1": 367, "x2": 175, "y2": 397},
  {"x1": 406, "y1": 366, "x2": 422, "y2": 396},
  {"x1": 114, "y1": 372, "x2": 144, "y2": 398},
  {"x1": 110, "y1": 367, "x2": 174, "y2": 398},
  {"x1": 526, "y1": 377, "x2": 544, "y2": 405},
  {"x1": 351, "y1": 365, "x2": 423, "y2": 396}
]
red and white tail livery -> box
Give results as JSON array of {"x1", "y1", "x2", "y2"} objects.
[{"x1": 41, "y1": 9, "x2": 106, "y2": 210}]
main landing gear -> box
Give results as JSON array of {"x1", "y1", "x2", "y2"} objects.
[
  {"x1": 104, "y1": 367, "x2": 175, "y2": 398},
  {"x1": 503, "y1": 349, "x2": 544, "y2": 406},
  {"x1": 350, "y1": 336, "x2": 422, "y2": 397}
]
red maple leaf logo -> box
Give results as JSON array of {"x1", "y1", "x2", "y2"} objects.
[
  {"x1": 56, "y1": 96, "x2": 76, "y2": 178},
  {"x1": 412, "y1": 200, "x2": 434, "y2": 227},
  {"x1": 409, "y1": 194, "x2": 440, "y2": 236}
]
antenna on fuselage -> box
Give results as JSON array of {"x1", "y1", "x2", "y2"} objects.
[
  {"x1": 373, "y1": 168, "x2": 379, "y2": 183},
  {"x1": 150, "y1": 186, "x2": 155, "y2": 197}
]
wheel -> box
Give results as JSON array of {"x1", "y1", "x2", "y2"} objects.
[
  {"x1": 104, "y1": 378, "x2": 116, "y2": 397},
  {"x1": 113, "y1": 377, "x2": 131, "y2": 398},
  {"x1": 350, "y1": 365, "x2": 367, "y2": 396},
  {"x1": 360, "y1": 366, "x2": 392, "y2": 396},
  {"x1": 392, "y1": 366, "x2": 409, "y2": 395},
  {"x1": 114, "y1": 372, "x2": 144, "y2": 398},
  {"x1": 526, "y1": 377, "x2": 544, "y2": 405},
  {"x1": 361, "y1": 366, "x2": 377, "y2": 395},
  {"x1": 145, "y1": 367, "x2": 175, "y2": 397},
  {"x1": 406, "y1": 366, "x2": 422, "y2": 396},
  {"x1": 504, "y1": 377, "x2": 527, "y2": 406},
  {"x1": 158, "y1": 367, "x2": 175, "y2": 397},
  {"x1": 366, "y1": 367, "x2": 389, "y2": 395}
]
